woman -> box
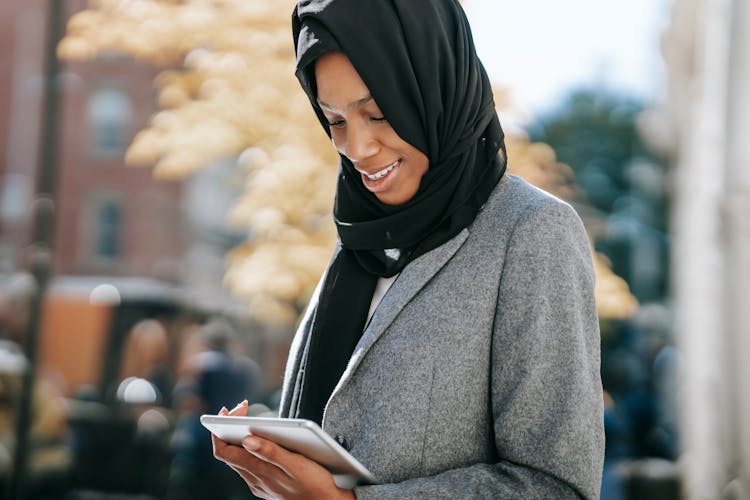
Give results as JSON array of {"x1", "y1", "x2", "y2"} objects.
[{"x1": 212, "y1": 1, "x2": 604, "y2": 498}]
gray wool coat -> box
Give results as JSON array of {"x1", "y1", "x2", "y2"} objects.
[{"x1": 279, "y1": 174, "x2": 605, "y2": 499}]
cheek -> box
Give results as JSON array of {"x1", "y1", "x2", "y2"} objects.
[
  {"x1": 330, "y1": 130, "x2": 346, "y2": 153},
  {"x1": 411, "y1": 152, "x2": 429, "y2": 179}
]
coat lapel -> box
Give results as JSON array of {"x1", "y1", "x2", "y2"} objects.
[{"x1": 326, "y1": 228, "x2": 470, "y2": 410}]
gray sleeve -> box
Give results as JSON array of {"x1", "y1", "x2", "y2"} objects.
[{"x1": 353, "y1": 199, "x2": 604, "y2": 499}]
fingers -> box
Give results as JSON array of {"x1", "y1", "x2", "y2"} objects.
[
  {"x1": 228, "y1": 463, "x2": 266, "y2": 497},
  {"x1": 210, "y1": 401, "x2": 320, "y2": 497},
  {"x1": 242, "y1": 435, "x2": 301, "y2": 478},
  {"x1": 227, "y1": 400, "x2": 249, "y2": 416},
  {"x1": 211, "y1": 402, "x2": 247, "y2": 458},
  {"x1": 217, "y1": 439, "x2": 290, "y2": 491},
  {"x1": 211, "y1": 407, "x2": 228, "y2": 455},
  {"x1": 209, "y1": 407, "x2": 293, "y2": 482}
]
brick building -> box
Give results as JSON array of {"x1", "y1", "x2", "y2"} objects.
[
  {"x1": 0, "y1": 0, "x2": 184, "y2": 280},
  {"x1": 0, "y1": 0, "x2": 274, "y2": 399}
]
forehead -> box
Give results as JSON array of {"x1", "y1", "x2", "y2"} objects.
[{"x1": 314, "y1": 52, "x2": 374, "y2": 110}]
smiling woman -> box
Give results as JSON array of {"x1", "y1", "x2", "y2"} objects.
[
  {"x1": 314, "y1": 52, "x2": 429, "y2": 206},
  {"x1": 209, "y1": 1, "x2": 605, "y2": 499}
]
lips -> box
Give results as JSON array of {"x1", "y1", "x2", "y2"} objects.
[
  {"x1": 358, "y1": 160, "x2": 399, "y2": 181},
  {"x1": 356, "y1": 159, "x2": 402, "y2": 194}
]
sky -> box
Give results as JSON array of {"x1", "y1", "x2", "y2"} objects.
[{"x1": 463, "y1": 0, "x2": 671, "y2": 118}]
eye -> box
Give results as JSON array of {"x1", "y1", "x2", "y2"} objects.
[
  {"x1": 327, "y1": 119, "x2": 346, "y2": 129},
  {"x1": 371, "y1": 116, "x2": 387, "y2": 123}
]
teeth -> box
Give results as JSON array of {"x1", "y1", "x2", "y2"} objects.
[{"x1": 365, "y1": 161, "x2": 399, "y2": 180}]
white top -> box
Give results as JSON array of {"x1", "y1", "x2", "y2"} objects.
[{"x1": 366, "y1": 275, "x2": 398, "y2": 325}]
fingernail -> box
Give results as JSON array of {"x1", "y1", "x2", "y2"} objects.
[
  {"x1": 219, "y1": 407, "x2": 228, "y2": 415},
  {"x1": 243, "y1": 436, "x2": 261, "y2": 451},
  {"x1": 231, "y1": 400, "x2": 247, "y2": 412}
]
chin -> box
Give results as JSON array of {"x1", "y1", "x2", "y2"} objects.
[{"x1": 375, "y1": 190, "x2": 416, "y2": 206}]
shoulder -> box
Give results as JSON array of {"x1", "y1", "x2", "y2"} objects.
[
  {"x1": 473, "y1": 173, "x2": 587, "y2": 244},
  {"x1": 485, "y1": 173, "x2": 580, "y2": 221}
]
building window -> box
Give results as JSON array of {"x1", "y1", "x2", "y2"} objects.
[
  {"x1": 93, "y1": 199, "x2": 121, "y2": 261},
  {"x1": 88, "y1": 196, "x2": 123, "y2": 265},
  {"x1": 87, "y1": 88, "x2": 132, "y2": 157}
]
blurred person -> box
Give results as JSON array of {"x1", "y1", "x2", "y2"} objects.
[
  {"x1": 210, "y1": 1, "x2": 604, "y2": 499},
  {"x1": 0, "y1": 341, "x2": 24, "y2": 492},
  {"x1": 0, "y1": 292, "x2": 13, "y2": 342},
  {"x1": 0, "y1": 273, "x2": 35, "y2": 346},
  {"x1": 167, "y1": 318, "x2": 261, "y2": 500},
  {"x1": 24, "y1": 374, "x2": 74, "y2": 498},
  {"x1": 120, "y1": 318, "x2": 172, "y2": 404},
  {"x1": 601, "y1": 316, "x2": 676, "y2": 461},
  {"x1": 0, "y1": 279, "x2": 73, "y2": 498},
  {"x1": 194, "y1": 318, "x2": 262, "y2": 414},
  {"x1": 599, "y1": 312, "x2": 681, "y2": 500},
  {"x1": 0, "y1": 287, "x2": 27, "y2": 493},
  {"x1": 0, "y1": 347, "x2": 72, "y2": 498}
]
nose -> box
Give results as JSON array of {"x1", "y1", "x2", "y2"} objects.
[{"x1": 339, "y1": 121, "x2": 379, "y2": 163}]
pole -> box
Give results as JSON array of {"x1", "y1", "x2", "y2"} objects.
[
  {"x1": 671, "y1": 0, "x2": 735, "y2": 496},
  {"x1": 6, "y1": 0, "x2": 63, "y2": 499},
  {"x1": 725, "y1": 0, "x2": 750, "y2": 494}
]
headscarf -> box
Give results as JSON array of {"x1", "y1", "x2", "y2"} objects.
[{"x1": 291, "y1": 0, "x2": 507, "y2": 424}]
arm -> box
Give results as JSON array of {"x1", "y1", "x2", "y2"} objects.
[{"x1": 353, "y1": 200, "x2": 604, "y2": 499}]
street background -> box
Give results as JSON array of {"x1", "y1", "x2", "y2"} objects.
[{"x1": 0, "y1": 0, "x2": 748, "y2": 499}]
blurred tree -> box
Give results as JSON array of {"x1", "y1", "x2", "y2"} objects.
[
  {"x1": 506, "y1": 128, "x2": 638, "y2": 321},
  {"x1": 59, "y1": 1, "x2": 637, "y2": 324},
  {"x1": 529, "y1": 89, "x2": 670, "y2": 302},
  {"x1": 60, "y1": 0, "x2": 337, "y2": 326},
  {"x1": 528, "y1": 90, "x2": 656, "y2": 214}
]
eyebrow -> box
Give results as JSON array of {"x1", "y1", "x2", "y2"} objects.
[{"x1": 317, "y1": 94, "x2": 373, "y2": 112}]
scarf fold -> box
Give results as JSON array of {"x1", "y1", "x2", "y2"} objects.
[{"x1": 291, "y1": 0, "x2": 507, "y2": 425}]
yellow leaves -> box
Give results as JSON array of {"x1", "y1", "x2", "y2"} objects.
[
  {"x1": 185, "y1": 49, "x2": 252, "y2": 79},
  {"x1": 224, "y1": 145, "x2": 337, "y2": 326},
  {"x1": 125, "y1": 129, "x2": 164, "y2": 167},
  {"x1": 61, "y1": 4, "x2": 176, "y2": 64},
  {"x1": 491, "y1": 85, "x2": 512, "y2": 110},
  {"x1": 61, "y1": 0, "x2": 291, "y2": 65},
  {"x1": 229, "y1": 145, "x2": 337, "y2": 231},
  {"x1": 67, "y1": 9, "x2": 102, "y2": 32},
  {"x1": 593, "y1": 254, "x2": 639, "y2": 320},
  {"x1": 225, "y1": 236, "x2": 335, "y2": 324},
  {"x1": 119, "y1": 39, "x2": 308, "y2": 181},
  {"x1": 125, "y1": 104, "x2": 245, "y2": 177},
  {"x1": 157, "y1": 84, "x2": 190, "y2": 109},
  {"x1": 506, "y1": 136, "x2": 581, "y2": 201},
  {"x1": 57, "y1": 36, "x2": 95, "y2": 61}
]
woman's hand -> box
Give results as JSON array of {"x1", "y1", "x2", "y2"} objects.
[{"x1": 211, "y1": 401, "x2": 355, "y2": 500}]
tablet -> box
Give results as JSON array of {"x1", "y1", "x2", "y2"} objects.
[{"x1": 200, "y1": 415, "x2": 375, "y2": 489}]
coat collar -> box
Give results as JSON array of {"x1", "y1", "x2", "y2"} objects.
[{"x1": 324, "y1": 227, "x2": 470, "y2": 421}]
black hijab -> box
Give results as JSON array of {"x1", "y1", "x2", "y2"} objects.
[{"x1": 291, "y1": 0, "x2": 507, "y2": 425}]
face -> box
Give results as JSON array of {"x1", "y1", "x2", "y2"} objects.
[{"x1": 314, "y1": 52, "x2": 429, "y2": 206}]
